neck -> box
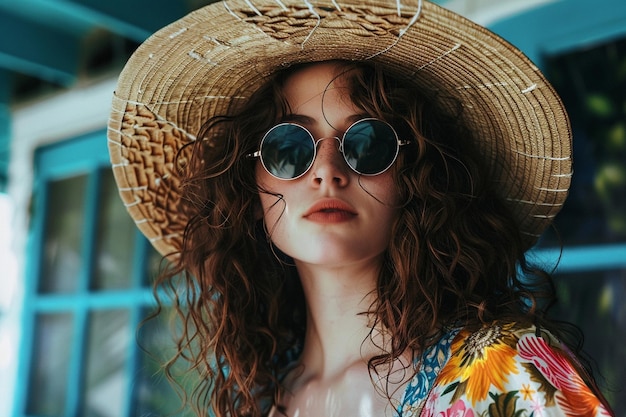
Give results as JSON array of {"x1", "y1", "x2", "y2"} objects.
[{"x1": 294, "y1": 258, "x2": 386, "y2": 380}]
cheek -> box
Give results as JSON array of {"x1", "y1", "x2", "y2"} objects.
[{"x1": 360, "y1": 171, "x2": 401, "y2": 206}]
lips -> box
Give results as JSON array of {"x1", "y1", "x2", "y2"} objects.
[{"x1": 303, "y1": 198, "x2": 357, "y2": 223}]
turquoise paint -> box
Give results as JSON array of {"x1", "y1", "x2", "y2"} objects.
[
  {"x1": 13, "y1": 153, "x2": 50, "y2": 417},
  {"x1": 0, "y1": 70, "x2": 10, "y2": 192},
  {"x1": 531, "y1": 244, "x2": 626, "y2": 273},
  {"x1": 0, "y1": 10, "x2": 78, "y2": 86},
  {"x1": 65, "y1": 0, "x2": 188, "y2": 35},
  {"x1": 488, "y1": 0, "x2": 626, "y2": 66}
]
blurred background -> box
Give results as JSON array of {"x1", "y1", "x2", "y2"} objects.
[{"x1": 0, "y1": 0, "x2": 624, "y2": 416}]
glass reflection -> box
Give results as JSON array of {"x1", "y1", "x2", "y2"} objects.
[
  {"x1": 91, "y1": 169, "x2": 135, "y2": 290},
  {"x1": 40, "y1": 175, "x2": 87, "y2": 293},
  {"x1": 81, "y1": 309, "x2": 130, "y2": 417},
  {"x1": 26, "y1": 313, "x2": 73, "y2": 416}
]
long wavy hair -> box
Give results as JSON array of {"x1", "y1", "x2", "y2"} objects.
[{"x1": 152, "y1": 61, "x2": 604, "y2": 416}]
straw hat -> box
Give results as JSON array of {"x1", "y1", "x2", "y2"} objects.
[{"x1": 107, "y1": 0, "x2": 571, "y2": 257}]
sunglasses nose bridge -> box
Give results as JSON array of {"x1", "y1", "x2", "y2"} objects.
[
  {"x1": 313, "y1": 135, "x2": 349, "y2": 168},
  {"x1": 314, "y1": 136, "x2": 342, "y2": 147},
  {"x1": 314, "y1": 136, "x2": 344, "y2": 157}
]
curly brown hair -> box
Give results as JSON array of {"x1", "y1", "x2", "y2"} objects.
[{"x1": 151, "y1": 61, "x2": 585, "y2": 417}]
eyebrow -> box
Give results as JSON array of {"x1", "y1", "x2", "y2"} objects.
[
  {"x1": 280, "y1": 113, "x2": 370, "y2": 127},
  {"x1": 280, "y1": 114, "x2": 315, "y2": 125}
]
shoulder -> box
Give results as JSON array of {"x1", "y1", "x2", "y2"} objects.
[
  {"x1": 420, "y1": 321, "x2": 612, "y2": 417},
  {"x1": 401, "y1": 328, "x2": 459, "y2": 415}
]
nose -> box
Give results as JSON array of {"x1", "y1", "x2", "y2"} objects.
[{"x1": 309, "y1": 137, "x2": 350, "y2": 187}]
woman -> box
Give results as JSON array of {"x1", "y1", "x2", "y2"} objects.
[{"x1": 107, "y1": 0, "x2": 614, "y2": 416}]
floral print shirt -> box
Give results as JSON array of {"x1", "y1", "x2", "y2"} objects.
[{"x1": 398, "y1": 321, "x2": 612, "y2": 417}]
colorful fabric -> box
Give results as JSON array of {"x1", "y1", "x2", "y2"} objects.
[
  {"x1": 398, "y1": 321, "x2": 611, "y2": 417},
  {"x1": 399, "y1": 329, "x2": 460, "y2": 416}
]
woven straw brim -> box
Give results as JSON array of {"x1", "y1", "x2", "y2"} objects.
[{"x1": 107, "y1": 0, "x2": 571, "y2": 257}]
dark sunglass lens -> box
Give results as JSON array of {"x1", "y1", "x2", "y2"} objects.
[
  {"x1": 261, "y1": 124, "x2": 315, "y2": 179},
  {"x1": 343, "y1": 120, "x2": 398, "y2": 174}
]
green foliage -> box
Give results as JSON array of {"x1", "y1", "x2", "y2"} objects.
[
  {"x1": 487, "y1": 391, "x2": 525, "y2": 417},
  {"x1": 546, "y1": 37, "x2": 626, "y2": 243},
  {"x1": 586, "y1": 94, "x2": 614, "y2": 118}
]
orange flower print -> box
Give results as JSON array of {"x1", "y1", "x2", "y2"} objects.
[
  {"x1": 517, "y1": 334, "x2": 611, "y2": 417},
  {"x1": 519, "y1": 383, "x2": 535, "y2": 401},
  {"x1": 436, "y1": 322, "x2": 519, "y2": 405}
]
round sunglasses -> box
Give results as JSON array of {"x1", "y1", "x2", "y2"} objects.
[{"x1": 249, "y1": 118, "x2": 410, "y2": 180}]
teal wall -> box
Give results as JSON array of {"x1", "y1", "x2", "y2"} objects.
[{"x1": 489, "y1": 0, "x2": 626, "y2": 66}]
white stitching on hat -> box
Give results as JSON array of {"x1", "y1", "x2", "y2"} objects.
[
  {"x1": 521, "y1": 84, "x2": 537, "y2": 94},
  {"x1": 244, "y1": 0, "x2": 263, "y2": 16},
  {"x1": 188, "y1": 50, "x2": 218, "y2": 65},
  {"x1": 224, "y1": 1, "x2": 242, "y2": 19},
  {"x1": 398, "y1": 0, "x2": 422, "y2": 37},
  {"x1": 203, "y1": 36, "x2": 229, "y2": 46},
  {"x1": 123, "y1": 97, "x2": 244, "y2": 106},
  {"x1": 532, "y1": 214, "x2": 557, "y2": 219},
  {"x1": 366, "y1": 0, "x2": 424, "y2": 59},
  {"x1": 169, "y1": 27, "x2": 188, "y2": 39},
  {"x1": 536, "y1": 187, "x2": 569, "y2": 192},
  {"x1": 521, "y1": 231, "x2": 541, "y2": 237},
  {"x1": 456, "y1": 82, "x2": 509, "y2": 90},
  {"x1": 505, "y1": 198, "x2": 563, "y2": 207},
  {"x1": 150, "y1": 233, "x2": 180, "y2": 242},
  {"x1": 513, "y1": 150, "x2": 571, "y2": 161},
  {"x1": 301, "y1": 0, "x2": 321, "y2": 47},
  {"x1": 124, "y1": 197, "x2": 142, "y2": 208},
  {"x1": 413, "y1": 43, "x2": 461, "y2": 72},
  {"x1": 118, "y1": 185, "x2": 149, "y2": 191},
  {"x1": 274, "y1": 0, "x2": 289, "y2": 11},
  {"x1": 223, "y1": 2, "x2": 271, "y2": 38}
]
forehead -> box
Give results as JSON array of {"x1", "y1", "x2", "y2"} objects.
[{"x1": 281, "y1": 62, "x2": 358, "y2": 116}]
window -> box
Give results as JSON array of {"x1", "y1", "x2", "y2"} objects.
[{"x1": 14, "y1": 131, "x2": 189, "y2": 417}]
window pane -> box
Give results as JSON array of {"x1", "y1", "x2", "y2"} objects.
[
  {"x1": 91, "y1": 169, "x2": 136, "y2": 290},
  {"x1": 542, "y1": 37, "x2": 626, "y2": 246},
  {"x1": 40, "y1": 175, "x2": 87, "y2": 293},
  {"x1": 134, "y1": 309, "x2": 197, "y2": 416},
  {"x1": 81, "y1": 309, "x2": 130, "y2": 417},
  {"x1": 551, "y1": 269, "x2": 626, "y2": 414},
  {"x1": 26, "y1": 312, "x2": 74, "y2": 416}
]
